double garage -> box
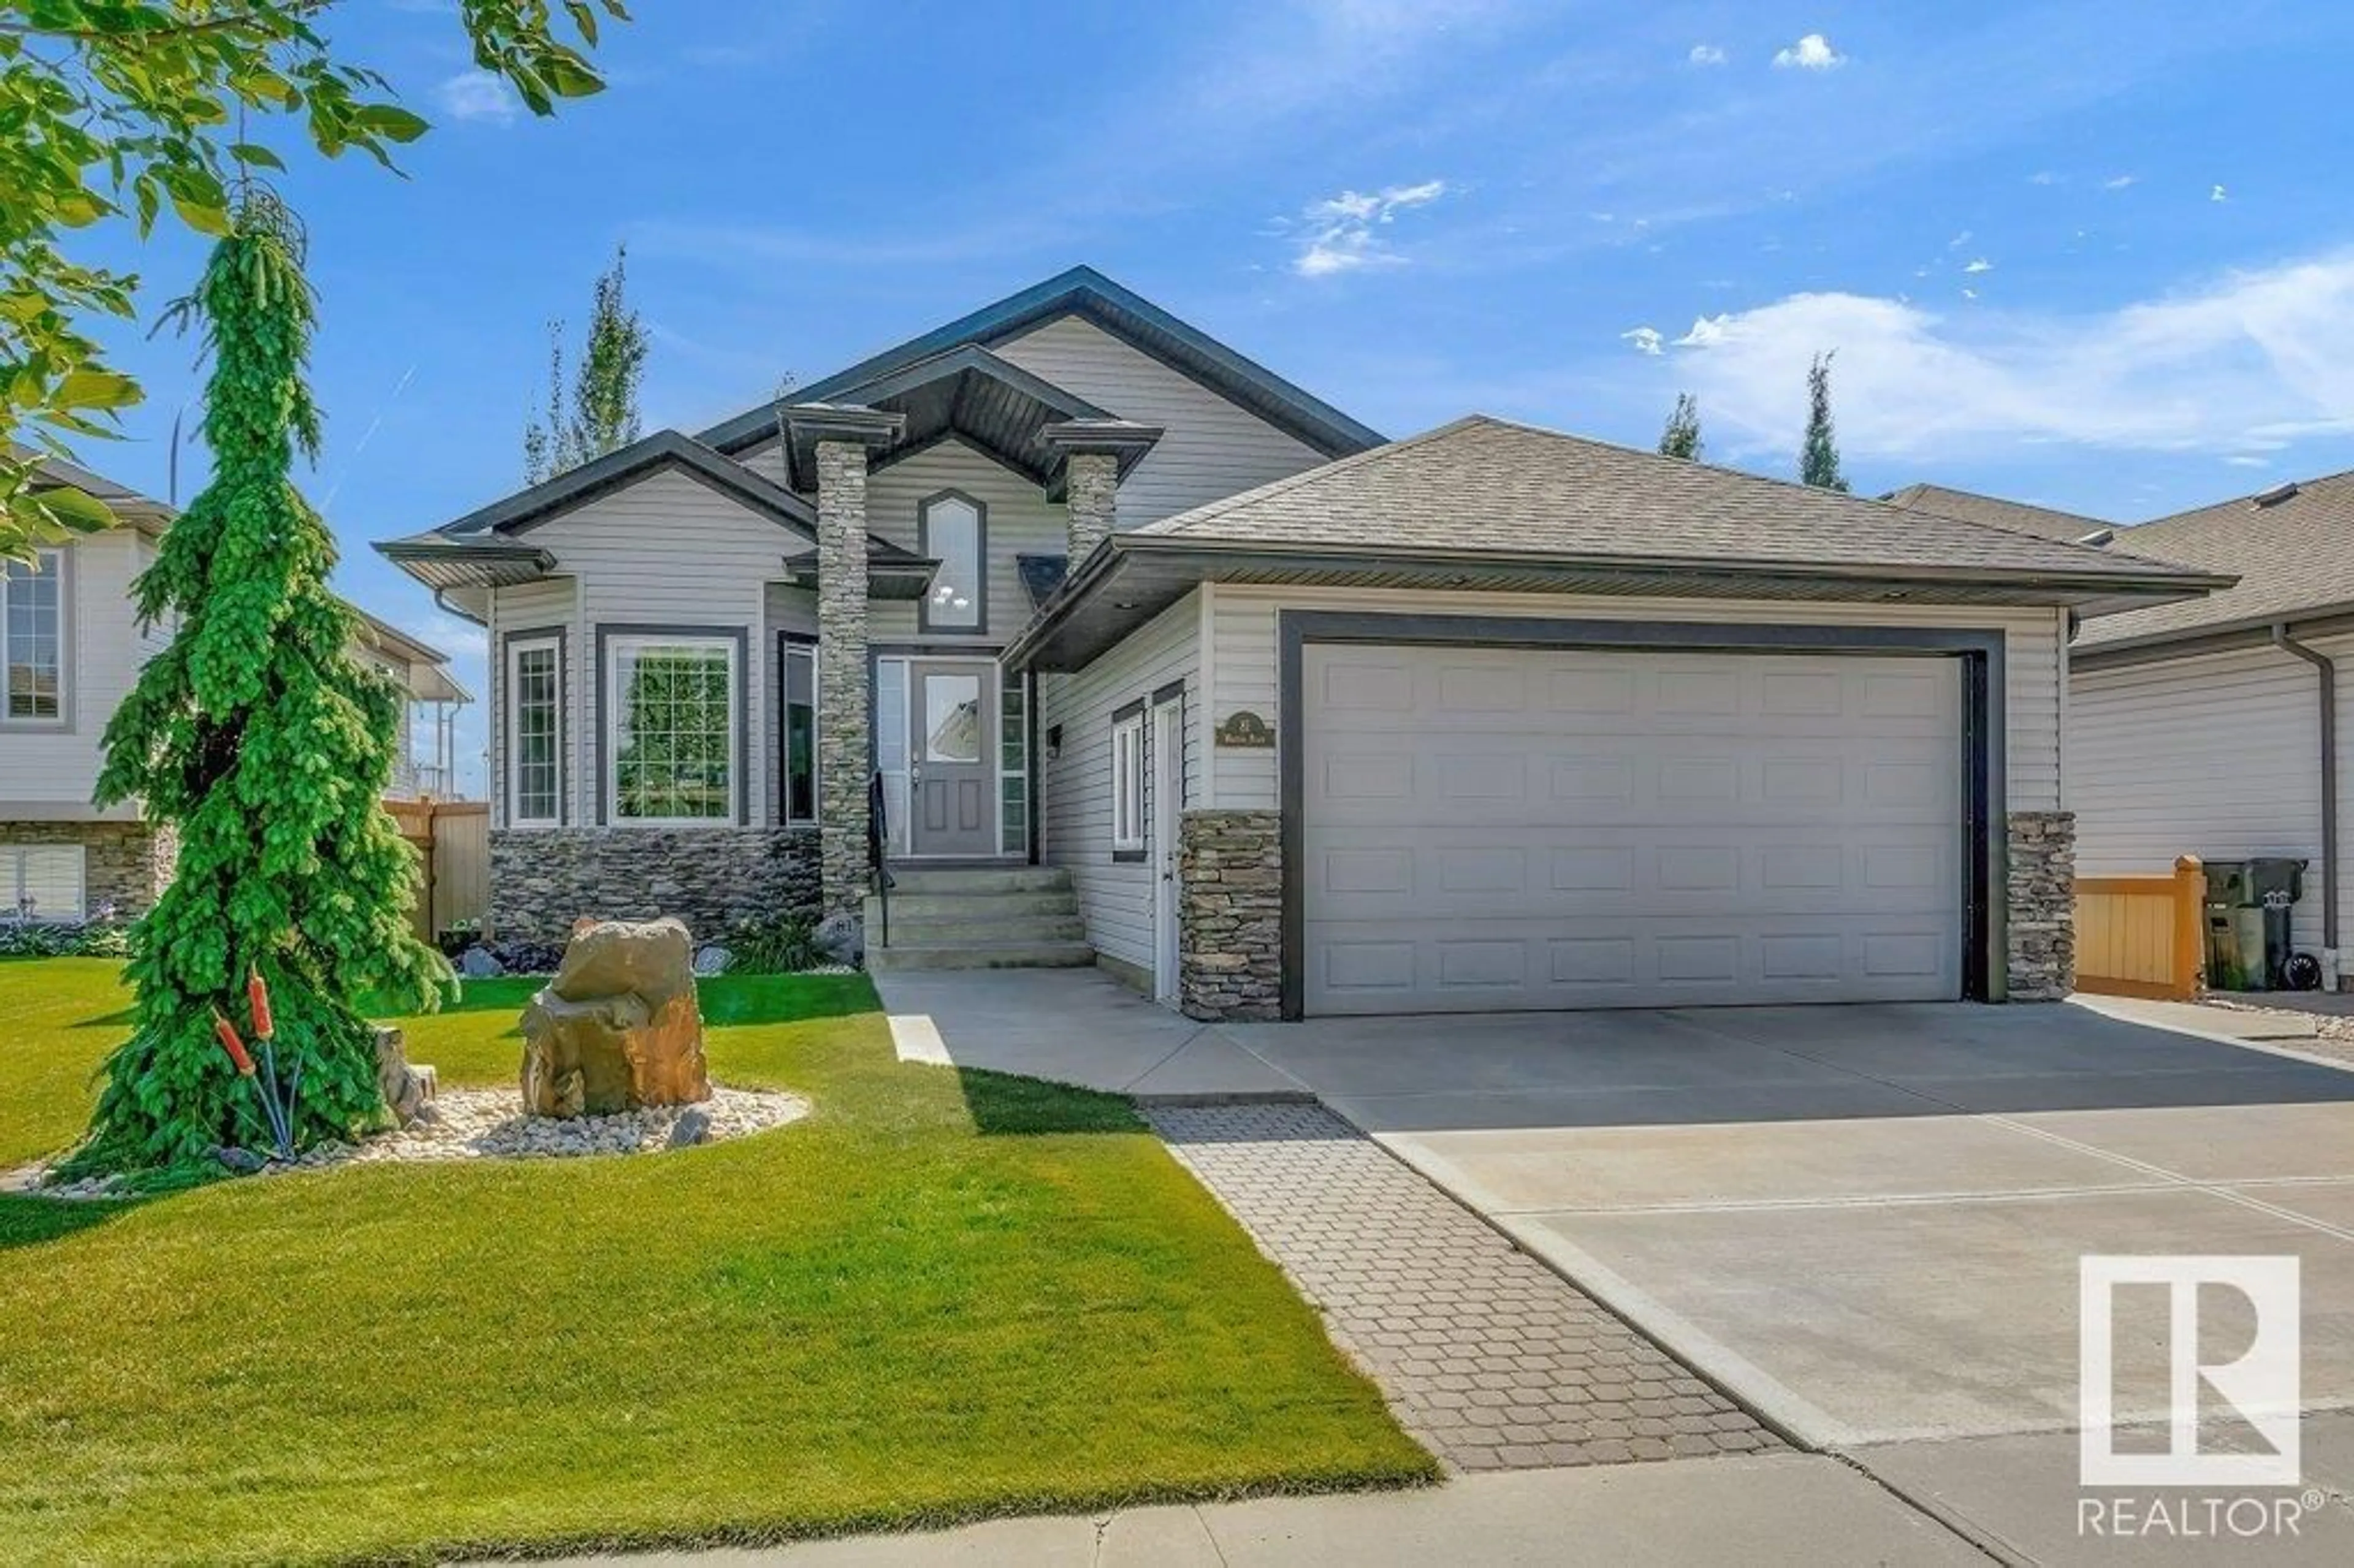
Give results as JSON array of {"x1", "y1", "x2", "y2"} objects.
[{"x1": 1287, "y1": 617, "x2": 1998, "y2": 1018}]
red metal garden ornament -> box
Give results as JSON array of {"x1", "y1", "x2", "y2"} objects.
[{"x1": 213, "y1": 970, "x2": 299, "y2": 1163}]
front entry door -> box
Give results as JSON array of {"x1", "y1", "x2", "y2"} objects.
[{"x1": 908, "y1": 660, "x2": 996, "y2": 856}]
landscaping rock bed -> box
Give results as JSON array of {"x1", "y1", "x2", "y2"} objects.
[{"x1": 9, "y1": 1085, "x2": 809, "y2": 1200}]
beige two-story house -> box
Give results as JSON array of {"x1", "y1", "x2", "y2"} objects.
[{"x1": 1, "y1": 454, "x2": 468, "y2": 923}]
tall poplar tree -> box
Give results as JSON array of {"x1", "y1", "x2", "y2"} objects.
[
  {"x1": 524, "y1": 244, "x2": 650, "y2": 482},
  {"x1": 1800, "y1": 352, "x2": 1849, "y2": 492},
  {"x1": 68, "y1": 198, "x2": 449, "y2": 1177},
  {"x1": 1658, "y1": 393, "x2": 1703, "y2": 460}
]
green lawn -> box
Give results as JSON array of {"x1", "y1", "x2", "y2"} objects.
[{"x1": 0, "y1": 957, "x2": 1431, "y2": 1566}]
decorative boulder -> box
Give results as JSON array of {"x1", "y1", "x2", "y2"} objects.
[
  {"x1": 457, "y1": 945, "x2": 505, "y2": 978},
  {"x1": 375, "y1": 1026, "x2": 439, "y2": 1127},
  {"x1": 692, "y1": 944, "x2": 731, "y2": 977},
  {"x1": 520, "y1": 917, "x2": 712, "y2": 1118}
]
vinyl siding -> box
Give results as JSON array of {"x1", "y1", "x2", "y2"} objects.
[
  {"x1": 863, "y1": 440, "x2": 1068, "y2": 647},
  {"x1": 1199, "y1": 585, "x2": 2066, "y2": 815},
  {"x1": 1038, "y1": 592, "x2": 1201, "y2": 970},
  {"x1": 486, "y1": 577, "x2": 579, "y2": 828},
  {"x1": 993, "y1": 316, "x2": 1330, "y2": 527},
  {"x1": 501, "y1": 467, "x2": 802, "y2": 827},
  {"x1": 0, "y1": 531, "x2": 147, "y2": 815},
  {"x1": 2069, "y1": 640, "x2": 2351, "y2": 953}
]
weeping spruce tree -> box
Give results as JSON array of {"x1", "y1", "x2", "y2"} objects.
[{"x1": 69, "y1": 199, "x2": 449, "y2": 1176}]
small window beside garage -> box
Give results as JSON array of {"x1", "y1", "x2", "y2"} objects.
[
  {"x1": 2, "y1": 843, "x2": 86, "y2": 922},
  {"x1": 1110, "y1": 709, "x2": 1145, "y2": 853}
]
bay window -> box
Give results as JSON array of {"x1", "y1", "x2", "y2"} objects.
[{"x1": 606, "y1": 633, "x2": 738, "y2": 825}]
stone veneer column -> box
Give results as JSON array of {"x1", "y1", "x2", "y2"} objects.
[
  {"x1": 2006, "y1": 810, "x2": 2076, "y2": 1001},
  {"x1": 1178, "y1": 809, "x2": 1284, "y2": 1021},
  {"x1": 1064, "y1": 452, "x2": 1118, "y2": 564},
  {"x1": 1043, "y1": 419, "x2": 1162, "y2": 571},
  {"x1": 815, "y1": 438, "x2": 874, "y2": 919}
]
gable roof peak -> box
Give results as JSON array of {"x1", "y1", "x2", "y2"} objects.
[{"x1": 696, "y1": 264, "x2": 1382, "y2": 460}]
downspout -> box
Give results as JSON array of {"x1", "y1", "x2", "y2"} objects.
[{"x1": 2273, "y1": 625, "x2": 2339, "y2": 953}]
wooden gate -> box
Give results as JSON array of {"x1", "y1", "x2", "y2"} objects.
[
  {"x1": 384, "y1": 799, "x2": 489, "y2": 943},
  {"x1": 2074, "y1": 855, "x2": 2204, "y2": 1000}
]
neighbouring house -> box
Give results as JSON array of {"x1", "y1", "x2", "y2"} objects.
[
  {"x1": 0, "y1": 452, "x2": 470, "y2": 924},
  {"x1": 1897, "y1": 471, "x2": 2354, "y2": 969},
  {"x1": 381, "y1": 266, "x2": 2223, "y2": 1019}
]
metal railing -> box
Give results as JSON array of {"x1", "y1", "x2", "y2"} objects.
[{"x1": 867, "y1": 769, "x2": 894, "y2": 949}]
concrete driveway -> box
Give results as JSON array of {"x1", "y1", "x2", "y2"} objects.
[{"x1": 1222, "y1": 1003, "x2": 2354, "y2": 1456}]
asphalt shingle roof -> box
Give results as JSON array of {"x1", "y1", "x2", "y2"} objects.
[
  {"x1": 1881, "y1": 482, "x2": 2115, "y2": 546},
  {"x1": 1137, "y1": 416, "x2": 2214, "y2": 588},
  {"x1": 2076, "y1": 470, "x2": 2354, "y2": 647}
]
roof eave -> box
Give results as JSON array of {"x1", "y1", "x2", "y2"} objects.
[
  {"x1": 2074, "y1": 600, "x2": 2354, "y2": 668},
  {"x1": 1005, "y1": 536, "x2": 2233, "y2": 674}
]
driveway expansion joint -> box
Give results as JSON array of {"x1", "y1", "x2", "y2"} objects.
[{"x1": 1149, "y1": 1102, "x2": 1782, "y2": 1473}]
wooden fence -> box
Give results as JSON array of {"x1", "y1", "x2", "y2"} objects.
[
  {"x1": 384, "y1": 799, "x2": 489, "y2": 943},
  {"x1": 2074, "y1": 855, "x2": 2205, "y2": 1001}
]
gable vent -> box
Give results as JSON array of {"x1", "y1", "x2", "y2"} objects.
[{"x1": 2253, "y1": 481, "x2": 2301, "y2": 508}]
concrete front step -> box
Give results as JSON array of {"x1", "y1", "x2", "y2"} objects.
[
  {"x1": 884, "y1": 865, "x2": 1073, "y2": 896},
  {"x1": 867, "y1": 913, "x2": 1089, "y2": 945},
  {"x1": 867, "y1": 939, "x2": 1097, "y2": 972},
  {"x1": 864, "y1": 889, "x2": 1078, "y2": 923}
]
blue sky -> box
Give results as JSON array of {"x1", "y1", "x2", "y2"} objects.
[{"x1": 69, "y1": 1, "x2": 2354, "y2": 792}]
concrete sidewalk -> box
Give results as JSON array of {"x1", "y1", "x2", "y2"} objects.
[
  {"x1": 522, "y1": 1453, "x2": 1988, "y2": 1567},
  {"x1": 874, "y1": 967, "x2": 1308, "y2": 1100}
]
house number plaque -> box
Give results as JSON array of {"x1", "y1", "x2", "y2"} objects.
[{"x1": 1215, "y1": 710, "x2": 1275, "y2": 748}]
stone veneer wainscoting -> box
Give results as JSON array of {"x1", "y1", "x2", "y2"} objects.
[
  {"x1": 2005, "y1": 809, "x2": 2076, "y2": 1001},
  {"x1": 487, "y1": 828, "x2": 820, "y2": 946},
  {"x1": 0, "y1": 820, "x2": 176, "y2": 919},
  {"x1": 1177, "y1": 809, "x2": 1282, "y2": 1022}
]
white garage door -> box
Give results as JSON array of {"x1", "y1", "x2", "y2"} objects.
[{"x1": 1302, "y1": 644, "x2": 1965, "y2": 1015}]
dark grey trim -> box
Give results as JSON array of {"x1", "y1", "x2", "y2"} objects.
[
  {"x1": 592, "y1": 623, "x2": 750, "y2": 828},
  {"x1": 869, "y1": 640, "x2": 1010, "y2": 657},
  {"x1": 497, "y1": 625, "x2": 569, "y2": 828},
  {"x1": 917, "y1": 489, "x2": 989, "y2": 636},
  {"x1": 1110, "y1": 696, "x2": 1148, "y2": 724},
  {"x1": 2274, "y1": 626, "x2": 2339, "y2": 951},
  {"x1": 1112, "y1": 849, "x2": 1148, "y2": 864},
  {"x1": 777, "y1": 630, "x2": 820, "y2": 829},
  {"x1": 1151, "y1": 679, "x2": 1187, "y2": 706},
  {"x1": 1275, "y1": 612, "x2": 2009, "y2": 1021},
  {"x1": 2074, "y1": 606, "x2": 2354, "y2": 671},
  {"x1": 435, "y1": 430, "x2": 817, "y2": 540}
]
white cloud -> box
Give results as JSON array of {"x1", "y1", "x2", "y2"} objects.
[
  {"x1": 2211, "y1": 183, "x2": 2230, "y2": 202},
  {"x1": 390, "y1": 609, "x2": 488, "y2": 663},
  {"x1": 1655, "y1": 249, "x2": 2354, "y2": 462},
  {"x1": 1688, "y1": 43, "x2": 1727, "y2": 66},
  {"x1": 1621, "y1": 326, "x2": 1664, "y2": 356},
  {"x1": 1772, "y1": 33, "x2": 1845, "y2": 70},
  {"x1": 2225, "y1": 454, "x2": 2271, "y2": 468},
  {"x1": 1962, "y1": 257, "x2": 1993, "y2": 274},
  {"x1": 2104, "y1": 173, "x2": 2138, "y2": 190},
  {"x1": 436, "y1": 70, "x2": 517, "y2": 125},
  {"x1": 2028, "y1": 170, "x2": 2061, "y2": 186},
  {"x1": 1290, "y1": 178, "x2": 1449, "y2": 278}
]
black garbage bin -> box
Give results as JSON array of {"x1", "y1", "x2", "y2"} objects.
[{"x1": 2245, "y1": 858, "x2": 2307, "y2": 989}]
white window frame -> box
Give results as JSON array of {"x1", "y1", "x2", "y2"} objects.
[
  {"x1": 1110, "y1": 709, "x2": 1146, "y2": 853},
  {"x1": 1, "y1": 548, "x2": 67, "y2": 727},
  {"x1": 505, "y1": 633, "x2": 563, "y2": 828},
  {"x1": 1, "y1": 843, "x2": 86, "y2": 923},
  {"x1": 604, "y1": 633, "x2": 741, "y2": 828},
  {"x1": 781, "y1": 637, "x2": 819, "y2": 828}
]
